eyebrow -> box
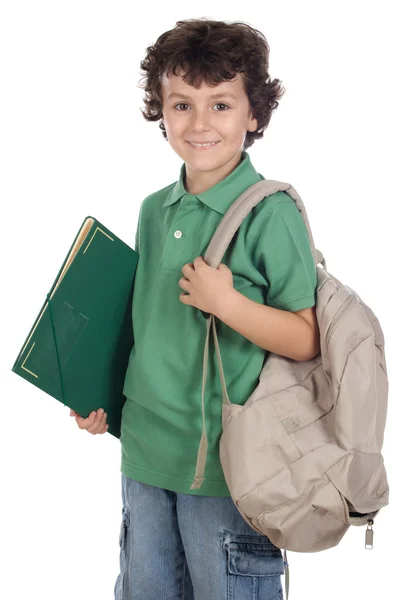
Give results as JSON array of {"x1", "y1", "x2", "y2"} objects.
[{"x1": 167, "y1": 92, "x2": 238, "y2": 100}]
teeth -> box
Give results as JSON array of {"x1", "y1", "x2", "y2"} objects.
[{"x1": 190, "y1": 142, "x2": 218, "y2": 147}]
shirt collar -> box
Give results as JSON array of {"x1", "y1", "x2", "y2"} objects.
[{"x1": 162, "y1": 150, "x2": 263, "y2": 215}]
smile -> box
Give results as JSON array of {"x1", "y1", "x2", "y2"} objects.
[{"x1": 188, "y1": 141, "x2": 220, "y2": 150}]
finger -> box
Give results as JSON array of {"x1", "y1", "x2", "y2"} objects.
[
  {"x1": 87, "y1": 411, "x2": 107, "y2": 434},
  {"x1": 96, "y1": 412, "x2": 108, "y2": 434},
  {"x1": 86, "y1": 411, "x2": 103, "y2": 432},
  {"x1": 77, "y1": 410, "x2": 97, "y2": 429}
]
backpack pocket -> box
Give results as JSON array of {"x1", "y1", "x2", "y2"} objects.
[
  {"x1": 252, "y1": 466, "x2": 351, "y2": 552},
  {"x1": 269, "y1": 363, "x2": 336, "y2": 457},
  {"x1": 327, "y1": 449, "x2": 389, "y2": 517},
  {"x1": 285, "y1": 403, "x2": 336, "y2": 457}
]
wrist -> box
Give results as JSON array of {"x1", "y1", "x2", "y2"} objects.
[{"x1": 213, "y1": 287, "x2": 241, "y2": 321}]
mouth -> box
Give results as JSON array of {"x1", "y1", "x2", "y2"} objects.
[{"x1": 187, "y1": 141, "x2": 220, "y2": 150}]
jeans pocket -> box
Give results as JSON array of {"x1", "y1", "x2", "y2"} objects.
[
  {"x1": 119, "y1": 506, "x2": 129, "y2": 552},
  {"x1": 223, "y1": 530, "x2": 285, "y2": 600},
  {"x1": 114, "y1": 506, "x2": 130, "y2": 600}
]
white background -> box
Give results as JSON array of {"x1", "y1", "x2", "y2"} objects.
[{"x1": 1, "y1": 2, "x2": 397, "y2": 599}]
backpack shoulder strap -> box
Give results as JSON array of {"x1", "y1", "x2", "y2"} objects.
[{"x1": 203, "y1": 179, "x2": 324, "y2": 270}]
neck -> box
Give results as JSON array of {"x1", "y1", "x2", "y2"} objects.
[{"x1": 184, "y1": 151, "x2": 243, "y2": 195}]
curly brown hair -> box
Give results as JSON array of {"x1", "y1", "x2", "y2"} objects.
[{"x1": 138, "y1": 18, "x2": 285, "y2": 150}]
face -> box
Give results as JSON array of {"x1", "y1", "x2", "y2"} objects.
[{"x1": 160, "y1": 69, "x2": 258, "y2": 194}]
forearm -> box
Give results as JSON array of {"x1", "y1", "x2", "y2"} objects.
[{"x1": 214, "y1": 289, "x2": 319, "y2": 361}]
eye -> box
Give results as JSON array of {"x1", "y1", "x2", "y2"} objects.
[
  {"x1": 174, "y1": 102, "x2": 189, "y2": 111},
  {"x1": 214, "y1": 103, "x2": 230, "y2": 111},
  {"x1": 173, "y1": 102, "x2": 230, "y2": 111}
]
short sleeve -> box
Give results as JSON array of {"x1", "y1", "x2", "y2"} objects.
[{"x1": 252, "y1": 199, "x2": 317, "y2": 312}]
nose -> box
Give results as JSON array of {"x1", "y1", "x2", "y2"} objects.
[{"x1": 190, "y1": 107, "x2": 212, "y2": 132}]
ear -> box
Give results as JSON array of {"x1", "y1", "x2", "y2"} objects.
[{"x1": 248, "y1": 111, "x2": 258, "y2": 132}]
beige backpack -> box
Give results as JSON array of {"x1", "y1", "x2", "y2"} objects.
[{"x1": 190, "y1": 179, "x2": 390, "y2": 598}]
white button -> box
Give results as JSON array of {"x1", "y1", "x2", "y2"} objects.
[{"x1": 174, "y1": 230, "x2": 183, "y2": 239}]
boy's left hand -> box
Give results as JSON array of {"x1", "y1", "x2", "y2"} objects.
[{"x1": 179, "y1": 256, "x2": 234, "y2": 315}]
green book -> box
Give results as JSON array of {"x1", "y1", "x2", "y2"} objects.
[{"x1": 11, "y1": 216, "x2": 139, "y2": 439}]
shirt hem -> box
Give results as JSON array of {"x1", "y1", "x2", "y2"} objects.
[
  {"x1": 121, "y1": 457, "x2": 232, "y2": 497},
  {"x1": 275, "y1": 293, "x2": 316, "y2": 312}
]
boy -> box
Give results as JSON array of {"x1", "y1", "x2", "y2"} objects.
[{"x1": 71, "y1": 17, "x2": 319, "y2": 600}]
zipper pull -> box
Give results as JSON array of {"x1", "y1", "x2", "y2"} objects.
[{"x1": 365, "y1": 519, "x2": 374, "y2": 549}]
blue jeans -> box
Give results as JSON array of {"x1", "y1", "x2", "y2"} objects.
[{"x1": 114, "y1": 473, "x2": 286, "y2": 600}]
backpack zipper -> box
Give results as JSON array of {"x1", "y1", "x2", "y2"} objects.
[
  {"x1": 348, "y1": 514, "x2": 375, "y2": 549},
  {"x1": 326, "y1": 289, "x2": 376, "y2": 549},
  {"x1": 365, "y1": 519, "x2": 374, "y2": 549},
  {"x1": 325, "y1": 294, "x2": 356, "y2": 347}
]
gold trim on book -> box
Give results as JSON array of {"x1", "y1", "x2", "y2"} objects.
[
  {"x1": 83, "y1": 227, "x2": 114, "y2": 253},
  {"x1": 21, "y1": 342, "x2": 38, "y2": 378}
]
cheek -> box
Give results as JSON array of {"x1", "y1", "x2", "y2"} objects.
[
  {"x1": 218, "y1": 117, "x2": 246, "y2": 136},
  {"x1": 168, "y1": 123, "x2": 188, "y2": 143},
  {"x1": 163, "y1": 112, "x2": 186, "y2": 129}
]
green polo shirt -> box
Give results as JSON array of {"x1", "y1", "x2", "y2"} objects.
[{"x1": 121, "y1": 150, "x2": 317, "y2": 496}]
